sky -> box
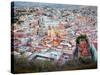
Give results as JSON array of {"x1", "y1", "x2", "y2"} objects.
[{"x1": 11, "y1": 1, "x2": 95, "y2": 10}]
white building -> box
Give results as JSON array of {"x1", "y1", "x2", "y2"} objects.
[{"x1": 39, "y1": 16, "x2": 60, "y2": 29}]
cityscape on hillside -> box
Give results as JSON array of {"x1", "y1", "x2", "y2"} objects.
[{"x1": 11, "y1": 1, "x2": 97, "y2": 73}]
